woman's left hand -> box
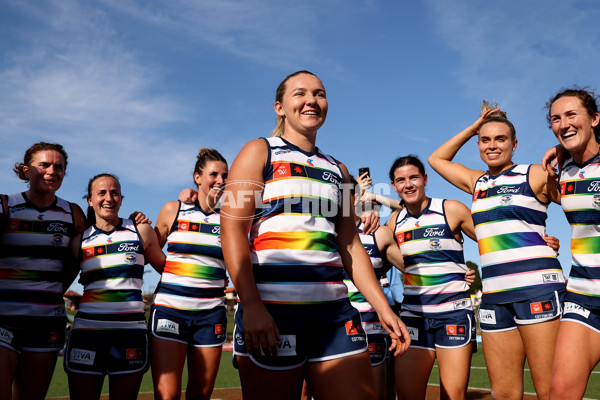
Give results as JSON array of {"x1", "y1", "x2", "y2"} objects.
[
  {"x1": 543, "y1": 234, "x2": 560, "y2": 255},
  {"x1": 465, "y1": 268, "x2": 476, "y2": 285},
  {"x1": 360, "y1": 211, "x2": 380, "y2": 234},
  {"x1": 129, "y1": 211, "x2": 151, "y2": 225},
  {"x1": 378, "y1": 309, "x2": 411, "y2": 357}
]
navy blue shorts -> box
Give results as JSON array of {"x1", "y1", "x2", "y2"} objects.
[
  {"x1": 233, "y1": 301, "x2": 367, "y2": 370},
  {"x1": 561, "y1": 300, "x2": 600, "y2": 334},
  {"x1": 401, "y1": 311, "x2": 475, "y2": 351},
  {"x1": 0, "y1": 317, "x2": 66, "y2": 353},
  {"x1": 479, "y1": 289, "x2": 564, "y2": 332},
  {"x1": 150, "y1": 306, "x2": 227, "y2": 347},
  {"x1": 360, "y1": 311, "x2": 390, "y2": 366},
  {"x1": 64, "y1": 329, "x2": 149, "y2": 375}
]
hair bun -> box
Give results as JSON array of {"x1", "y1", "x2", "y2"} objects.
[{"x1": 481, "y1": 100, "x2": 507, "y2": 119}]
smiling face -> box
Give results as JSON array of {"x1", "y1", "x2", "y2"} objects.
[
  {"x1": 391, "y1": 165, "x2": 428, "y2": 213},
  {"x1": 195, "y1": 161, "x2": 228, "y2": 206},
  {"x1": 478, "y1": 122, "x2": 518, "y2": 173},
  {"x1": 550, "y1": 96, "x2": 600, "y2": 163},
  {"x1": 88, "y1": 176, "x2": 122, "y2": 224},
  {"x1": 274, "y1": 73, "x2": 328, "y2": 137},
  {"x1": 23, "y1": 150, "x2": 66, "y2": 195}
]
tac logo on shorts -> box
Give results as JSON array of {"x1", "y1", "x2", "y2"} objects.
[
  {"x1": 542, "y1": 273, "x2": 560, "y2": 283},
  {"x1": 446, "y1": 325, "x2": 466, "y2": 335},
  {"x1": 453, "y1": 299, "x2": 470, "y2": 310},
  {"x1": 0, "y1": 327, "x2": 14, "y2": 344},
  {"x1": 345, "y1": 321, "x2": 363, "y2": 335},
  {"x1": 235, "y1": 332, "x2": 244, "y2": 346},
  {"x1": 126, "y1": 348, "x2": 144, "y2": 360},
  {"x1": 479, "y1": 309, "x2": 497, "y2": 325},
  {"x1": 70, "y1": 348, "x2": 96, "y2": 365},
  {"x1": 124, "y1": 252, "x2": 136, "y2": 265},
  {"x1": 564, "y1": 302, "x2": 591, "y2": 318},
  {"x1": 215, "y1": 324, "x2": 224, "y2": 335},
  {"x1": 530, "y1": 301, "x2": 554, "y2": 314},
  {"x1": 407, "y1": 326, "x2": 419, "y2": 340},
  {"x1": 157, "y1": 318, "x2": 179, "y2": 334},
  {"x1": 275, "y1": 335, "x2": 297, "y2": 356}
]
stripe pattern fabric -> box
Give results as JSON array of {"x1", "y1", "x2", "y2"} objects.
[
  {"x1": 0, "y1": 192, "x2": 73, "y2": 320},
  {"x1": 393, "y1": 198, "x2": 472, "y2": 317},
  {"x1": 154, "y1": 202, "x2": 226, "y2": 313},
  {"x1": 249, "y1": 136, "x2": 348, "y2": 305},
  {"x1": 560, "y1": 154, "x2": 600, "y2": 307},
  {"x1": 74, "y1": 219, "x2": 146, "y2": 330},
  {"x1": 471, "y1": 164, "x2": 564, "y2": 304}
]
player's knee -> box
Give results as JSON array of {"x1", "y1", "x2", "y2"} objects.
[{"x1": 490, "y1": 386, "x2": 521, "y2": 400}]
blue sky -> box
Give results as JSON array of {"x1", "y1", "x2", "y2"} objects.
[{"x1": 1, "y1": 0, "x2": 598, "y2": 294}]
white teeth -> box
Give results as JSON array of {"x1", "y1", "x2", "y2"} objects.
[
  {"x1": 562, "y1": 131, "x2": 576, "y2": 139},
  {"x1": 303, "y1": 111, "x2": 317, "y2": 115}
]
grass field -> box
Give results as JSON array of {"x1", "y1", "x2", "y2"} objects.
[{"x1": 47, "y1": 348, "x2": 600, "y2": 399}]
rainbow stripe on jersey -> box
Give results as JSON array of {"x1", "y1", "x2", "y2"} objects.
[
  {"x1": 471, "y1": 165, "x2": 564, "y2": 304},
  {"x1": 560, "y1": 154, "x2": 600, "y2": 307},
  {"x1": 74, "y1": 219, "x2": 146, "y2": 330},
  {"x1": 0, "y1": 192, "x2": 73, "y2": 321},
  {"x1": 393, "y1": 198, "x2": 471, "y2": 318},
  {"x1": 249, "y1": 136, "x2": 348, "y2": 305},
  {"x1": 154, "y1": 202, "x2": 226, "y2": 313}
]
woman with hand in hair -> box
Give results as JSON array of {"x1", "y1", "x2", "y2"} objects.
[
  {"x1": 428, "y1": 102, "x2": 565, "y2": 400},
  {"x1": 151, "y1": 148, "x2": 229, "y2": 400}
]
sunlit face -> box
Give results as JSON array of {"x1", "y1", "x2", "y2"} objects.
[
  {"x1": 195, "y1": 161, "x2": 228, "y2": 203},
  {"x1": 274, "y1": 73, "x2": 328, "y2": 136},
  {"x1": 88, "y1": 177, "x2": 122, "y2": 223},
  {"x1": 391, "y1": 165, "x2": 428, "y2": 206},
  {"x1": 477, "y1": 122, "x2": 517, "y2": 171},
  {"x1": 550, "y1": 96, "x2": 600, "y2": 157},
  {"x1": 23, "y1": 150, "x2": 66, "y2": 194}
]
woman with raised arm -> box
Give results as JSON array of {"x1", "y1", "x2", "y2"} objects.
[
  {"x1": 544, "y1": 88, "x2": 600, "y2": 399},
  {"x1": 428, "y1": 103, "x2": 565, "y2": 400},
  {"x1": 221, "y1": 70, "x2": 410, "y2": 400},
  {"x1": 0, "y1": 142, "x2": 86, "y2": 400},
  {"x1": 64, "y1": 174, "x2": 165, "y2": 400},
  {"x1": 388, "y1": 155, "x2": 477, "y2": 400},
  {"x1": 150, "y1": 148, "x2": 228, "y2": 400}
]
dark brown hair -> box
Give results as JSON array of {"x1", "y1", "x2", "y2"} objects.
[
  {"x1": 14, "y1": 142, "x2": 68, "y2": 181},
  {"x1": 546, "y1": 87, "x2": 600, "y2": 142}
]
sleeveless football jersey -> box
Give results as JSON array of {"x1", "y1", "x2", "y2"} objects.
[
  {"x1": 393, "y1": 198, "x2": 471, "y2": 318},
  {"x1": 154, "y1": 202, "x2": 226, "y2": 312},
  {"x1": 74, "y1": 219, "x2": 146, "y2": 330},
  {"x1": 249, "y1": 136, "x2": 348, "y2": 305},
  {"x1": 559, "y1": 153, "x2": 600, "y2": 307},
  {"x1": 471, "y1": 164, "x2": 565, "y2": 304},
  {"x1": 0, "y1": 193, "x2": 73, "y2": 320},
  {"x1": 343, "y1": 222, "x2": 391, "y2": 315}
]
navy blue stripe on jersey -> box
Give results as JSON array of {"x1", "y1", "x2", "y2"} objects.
[
  {"x1": 157, "y1": 283, "x2": 225, "y2": 299},
  {"x1": 0, "y1": 290, "x2": 63, "y2": 304},
  {"x1": 564, "y1": 210, "x2": 600, "y2": 225},
  {"x1": 253, "y1": 264, "x2": 345, "y2": 284},
  {"x1": 471, "y1": 206, "x2": 547, "y2": 226},
  {"x1": 79, "y1": 265, "x2": 144, "y2": 286},
  {"x1": 0, "y1": 245, "x2": 69, "y2": 260},
  {"x1": 403, "y1": 249, "x2": 465, "y2": 267},
  {"x1": 167, "y1": 243, "x2": 224, "y2": 259}
]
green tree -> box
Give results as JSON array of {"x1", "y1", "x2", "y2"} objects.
[{"x1": 467, "y1": 261, "x2": 482, "y2": 295}]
